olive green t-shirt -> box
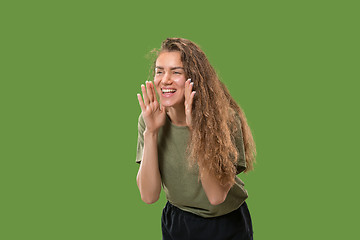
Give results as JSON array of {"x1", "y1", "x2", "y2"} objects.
[{"x1": 135, "y1": 113, "x2": 248, "y2": 218}]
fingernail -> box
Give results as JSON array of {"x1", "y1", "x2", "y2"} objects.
[
  {"x1": 191, "y1": 82, "x2": 194, "y2": 86},
  {"x1": 188, "y1": 78, "x2": 192, "y2": 82}
]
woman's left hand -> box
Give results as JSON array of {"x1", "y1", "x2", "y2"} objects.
[{"x1": 184, "y1": 78, "x2": 196, "y2": 128}]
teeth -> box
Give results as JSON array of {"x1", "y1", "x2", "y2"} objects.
[{"x1": 162, "y1": 89, "x2": 176, "y2": 93}]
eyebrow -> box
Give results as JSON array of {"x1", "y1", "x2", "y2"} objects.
[{"x1": 155, "y1": 66, "x2": 184, "y2": 70}]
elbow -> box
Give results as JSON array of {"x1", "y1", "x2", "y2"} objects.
[
  {"x1": 141, "y1": 194, "x2": 159, "y2": 204},
  {"x1": 208, "y1": 194, "x2": 227, "y2": 206},
  {"x1": 136, "y1": 174, "x2": 160, "y2": 204},
  {"x1": 137, "y1": 177, "x2": 160, "y2": 204}
]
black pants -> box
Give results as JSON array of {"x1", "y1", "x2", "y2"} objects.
[{"x1": 161, "y1": 201, "x2": 253, "y2": 240}]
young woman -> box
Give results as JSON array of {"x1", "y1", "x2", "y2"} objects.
[{"x1": 136, "y1": 38, "x2": 257, "y2": 240}]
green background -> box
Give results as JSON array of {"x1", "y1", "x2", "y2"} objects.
[{"x1": 1, "y1": 0, "x2": 359, "y2": 239}]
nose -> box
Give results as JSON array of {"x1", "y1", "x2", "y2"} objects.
[{"x1": 162, "y1": 72, "x2": 172, "y2": 84}]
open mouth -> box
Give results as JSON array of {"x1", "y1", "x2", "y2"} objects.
[{"x1": 161, "y1": 88, "x2": 177, "y2": 96}]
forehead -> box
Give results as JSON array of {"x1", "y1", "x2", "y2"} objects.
[{"x1": 155, "y1": 51, "x2": 183, "y2": 68}]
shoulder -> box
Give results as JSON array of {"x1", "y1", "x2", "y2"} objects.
[
  {"x1": 138, "y1": 112, "x2": 144, "y2": 124},
  {"x1": 229, "y1": 108, "x2": 242, "y2": 128},
  {"x1": 137, "y1": 113, "x2": 146, "y2": 132}
]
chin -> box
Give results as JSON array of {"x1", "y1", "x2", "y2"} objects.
[
  {"x1": 160, "y1": 101, "x2": 174, "y2": 107},
  {"x1": 160, "y1": 99, "x2": 182, "y2": 108}
]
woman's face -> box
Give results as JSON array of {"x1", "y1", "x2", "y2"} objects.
[{"x1": 154, "y1": 51, "x2": 187, "y2": 108}]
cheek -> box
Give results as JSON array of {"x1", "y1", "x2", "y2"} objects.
[
  {"x1": 154, "y1": 87, "x2": 161, "y2": 95},
  {"x1": 153, "y1": 77, "x2": 160, "y2": 85},
  {"x1": 153, "y1": 79, "x2": 160, "y2": 88},
  {"x1": 154, "y1": 87, "x2": 162, "y2": 96},
  {"x1": 173, "y1": 77, "x2": 186, "y2": 87}
]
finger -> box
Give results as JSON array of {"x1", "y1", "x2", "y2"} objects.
[
  {"x1": 137, "y1": 93, "x2": 146, "y2": 111},
  {"x1": 187, "y1": 82, "x2": 194, "y2": 103},
  {"x1": 141, "y1": 83, "x2": 150, "y2": 105},
  {"x1": 160, "y1": 104, "x2": 167, "y2": 113},
  {"x1": 150, "y1": 82, "x2": 159, "y2": 103},
  {"x1": 185, "y1": 78, "x2": 192, "y2": 101},
  {"x1": 188, "y1": 91, "x2": 196, "y2": 108},
  {"x1": 146, "y1": 81, "x2": 154, "y2": 102}
]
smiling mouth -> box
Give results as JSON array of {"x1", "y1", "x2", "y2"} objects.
[{"x1": 161, "y1": 88, "x2": 177, "y2": 94}]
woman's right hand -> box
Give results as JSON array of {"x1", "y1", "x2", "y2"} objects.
[{"x1": 137, "y1": 81, "x2": 166, "y2": 133}]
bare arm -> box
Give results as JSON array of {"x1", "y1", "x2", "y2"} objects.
[
  {"x1": 136, "y1": 130, "x2": 162, "y2": 204},
  {"x1": 199, "y1": 167, "x2": 233, "y2": 206},
  {"x1": 136, "y1": 81, "x2": 166, "y2": 204}
]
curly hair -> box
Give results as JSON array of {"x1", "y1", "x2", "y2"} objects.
[{"x1": 150, "y1": 38, "x2": 256, "y2": 186}]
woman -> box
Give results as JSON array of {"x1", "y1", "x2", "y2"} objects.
[{"x1": 136, "y1": 38, "x2": 256, "y2": 240}]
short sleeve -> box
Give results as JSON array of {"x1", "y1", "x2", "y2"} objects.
[
  {"x1": 136, "y1": 113, "x2": 146, "y2": 164},
  {"x1": 233, "y1": 113, "x2": 246, "y2": 175}
]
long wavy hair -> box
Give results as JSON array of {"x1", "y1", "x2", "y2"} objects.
[{"x1": 150, "y1": 38, "x2": 256, "y2": 186}]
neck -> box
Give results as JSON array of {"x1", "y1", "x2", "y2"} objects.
[{"x1": 167, "y1": 104, "x2": 187, "y2": 126}]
